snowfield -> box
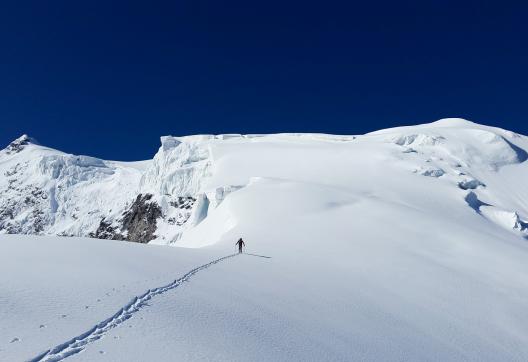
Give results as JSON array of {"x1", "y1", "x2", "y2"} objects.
[{"x1": 2, "y1": 118, "x2": 528, "y2": 361}]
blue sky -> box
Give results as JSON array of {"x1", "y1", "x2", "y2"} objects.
[{"x1": 1, "y1": 0, "x2": 527, "y2": 160}]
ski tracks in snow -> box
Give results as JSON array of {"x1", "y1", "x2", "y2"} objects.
[{"x1": 30, "y1": 253, "x2": 239, "y2": 362}]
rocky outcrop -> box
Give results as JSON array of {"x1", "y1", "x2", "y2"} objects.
[
  {"x1": 91, "y1": 194, "x2": 162, "y2": 243},
  {"x1": 167, "y1": 196, "x2": 196, "y2": 226},
  {"x1": 90, "y1": 219, "x2": 124, "y2": 241},
  {"x1": 4, "y1": 135, "x2": 38, "y2": 155},
  {"x1": 121, "y1": 194, "x2": 162, "y2": 243}
]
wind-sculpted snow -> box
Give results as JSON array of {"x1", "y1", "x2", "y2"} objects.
[
  {"x1": 386, "y1": 128, "x2": 525, "y2": 170},
  {"x1": 392, "y1": 133, "x2": 446, "y2": 147},
  {"x1": 465, "y1": 192, "x2": 528, "y2": 238},
  {"x1": 140, "y1": 135, "x2": 212, "y2": 196},
  {"x1": 38, "y1": 154, "x2": 112, "y2": 182}
]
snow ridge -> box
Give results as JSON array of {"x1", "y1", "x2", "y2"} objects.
[
  {"x1": 2, "y1": 118, "x2": 528, "y2": 245},
  {"x1": 30, "y1": 253, "x2": 239, "y2": 362}
]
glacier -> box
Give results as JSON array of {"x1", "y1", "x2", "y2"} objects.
[
  {"x1": 2, "y1": 118, "x2": 528, "y2": 361},
  {"x1": 2, "y1": 118, "x2": 527, "y2": 244}
]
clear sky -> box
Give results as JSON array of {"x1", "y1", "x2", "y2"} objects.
[{"x1": 1, "y1": 0, "x2": 527, "y2": 160}]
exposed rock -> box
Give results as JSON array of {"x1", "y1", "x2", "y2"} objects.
[
  {"x1": 169, "y1": 196, "x2": 196, "y2": 210},
  {"x1": 90, "y1": 219, "x2": 124, "y2": 240},
  {"x1": 4, "y1": 135, "x2": 38, "y2": 155},
  {"x1": 91, "y1": 194, "x2": 163, "y2": 243},
  {"x1": 121, "y1": 194, "x2": 162, "y2": 243},
  {"x1": 458, "y1": 179, "x2": 485, "y2": 190},
  {"x1": 420, "y1": 168, "x2": 445, "y2": 177}
]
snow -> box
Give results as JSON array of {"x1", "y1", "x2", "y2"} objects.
[
  {"x1": 0, "y1": 235, "x2": 224, "y2": 361},
  {"x1": 2, "y1": 119, "x2": 528, "y2": 361},
  {"x1": 0, "y1": 142, "x2": 144, "y2": 237}
]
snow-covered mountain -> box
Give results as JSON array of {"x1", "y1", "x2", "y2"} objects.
[
  {"x1": 2, "y1": 118, "x2": 528, "y2": 361},
  {"x1": 0, "y1": 133, "x2": 224, "y2": 243},
  {"x1": 1, "y1": 118, "x2": 528, "y2": 243}
]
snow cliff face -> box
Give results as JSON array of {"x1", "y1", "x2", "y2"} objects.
[
  {"x1": 0, "y1": 134, "x2": 233, "y2": 243},
  {"x1": 1, "y1": 119, "x2": 528, "y2": 243}
]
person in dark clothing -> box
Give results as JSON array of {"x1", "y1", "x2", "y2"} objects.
[{"x1": 236, "y1": 238, "x2": 245, "y2": 253}]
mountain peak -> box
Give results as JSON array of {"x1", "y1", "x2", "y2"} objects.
[
  {"x1": 4, "y1": 134, "x2": 39, "y2": 154},
  {"x1": 429, "y1": 118, "x2": 477, "y2": 127}
]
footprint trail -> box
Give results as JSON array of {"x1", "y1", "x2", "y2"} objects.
[{"x1": 30, "y1": 253, "x2": 238, "y2": 362}]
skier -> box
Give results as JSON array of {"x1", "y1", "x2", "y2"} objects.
[{"x1": 236, "y1": 238, "x2": 245, "y2": 254}]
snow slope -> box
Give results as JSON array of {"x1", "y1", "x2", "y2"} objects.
[{"x1": 2, "y1": 118, "x2": 528, "y2": 361}]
